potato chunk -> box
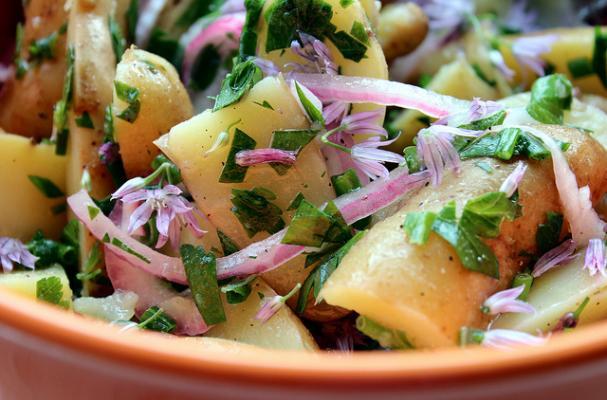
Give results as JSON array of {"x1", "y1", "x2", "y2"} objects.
[
  {"x1": 377, "y1": 3, "x2": 428, "y2": 62},
  {"x1": 321, "y1": 126, "x2": 607, "y2": 348}
]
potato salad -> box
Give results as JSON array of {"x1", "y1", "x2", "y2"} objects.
[{"x1": 2, "y1": 0, "x2": 607, "y2": 352}]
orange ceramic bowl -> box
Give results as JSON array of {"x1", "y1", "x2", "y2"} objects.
[{"x1": 1, "y1": 288, "x2": 607, "y2": 399}]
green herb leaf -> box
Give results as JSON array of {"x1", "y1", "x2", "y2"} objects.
[
  {"x1": 511, "y1": 273, "x2": 533, "y2": 301},
  {"x1": 231, "y1": 188, "x2": 285, "y2": 237},
  {"x1": 331, "y1": 169, "x2": 371, "y2": 230},
  {"x1": 403, "y1": 146, "x2": 422, "y2": 173},
  {"x1": 76, "y1": 242, "x2": 102, "y2": 282},
  {"x1": 217, "y1": 230, "x2": 240, "y2": 256},
  {"x1": 108, "y1": 16, "x2": 126, "y2": 62},
  {"x1": 27, "y1": 231, "x2": 77, "y2": 269},
  {"x1": 269, "y1": 129, "x2": 318, "y2": 175},
  {"x1": 526, "y1": 74, "x2": 573, "y2": 124},
  {"x1": 219, "y1": 128, "x2": 257, "y2": 183},
  {"x1": 350, "y1": 21, "x2": 369, "y2": 45},
  {"x1": 458, "y1": 110, "x2": 506, "y2": 131},
  {"x1": 147, "y1": 29, "x2": 184, "y2": 70},
  {"x1": 327, "y1": 30, "x2": 367, "y2": 62},
  {"x1": 293, "y1": 81, "x2": 324, "y2": 124},
  {"x1": 138, "y1": 306, "x2": 176, "y2": 333},
  {"x1": 535, "y1": 211, "x2": 563, "y2": 254},
  {"x1": 355, "y1": 316, "x2": 413, "y2": 350},
  {"x1": 36, "y1": 276, "x2": 68, "y2": 308},
  {"x1": 180, "y1": 245, "x2": 226, "y2": 325},
  {"x1": 296, "y1": 231, "x2": 364, "y2": 313},
  {"x1": 282, "y1": 199, "x2": 335, "y2": 247},
  {"x1": 221, "y1": 275, "x2": 256, "y2": 304},
  {"x1": 214, "y1": 59, "x2": 263, "y2": 111},
  {"x1": 403, "y1": 211, "x2": 436, "y2": 245},
  {"x1": 241, "y1": 0, "x2": 265, "y2": 58},
  {"x1": 254, "y1": 100, "x2": 274, "y2": 110},
  {"x1": 109, "y1": 237, "x2": 150, "y2": 263},
  {"x1": 54, "y1": 46, "x2": 75, "y2": 155},
  {"x1": 28, "y1": 175, "x2": 64, "y2": 198},
  {"x1": 114, "y1": 81, "x2": 141, "y2": 123},
  {"x1": 126, "y1": 0, "x2": 139, "y2": 43},
  {"x1": 567, "y1": 57, "x2": 594, "y2": 79},
  {"x1": 593, "y1": 27, "x2": 607, "y2": 88},
  {"x1": 75, "y1": 112, "x2": 94, "y2": 129},
  {"x1": 287, "y1": 192, "x2": 306, "y2": 211},
  {"x1": 471, "y1": 63, "x2": 497, "y2": 87},
  {"x1": 460, "y1": 192, "x2": 519, "y2": 238}
]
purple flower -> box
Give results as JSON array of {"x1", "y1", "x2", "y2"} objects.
[
  {"x1": 419, "y1": 0, "x2": 474, "y2": 32},
  {"x1": 351, "y1": 137, "x2": 405, "y2": 180},
  {"x1": 436, "y1": 98, "x2": 504, "y2": 127},
  {"x1": 532, "y1": 239, "x2": 578, "y2": 278},
  {"x1": 584, "y1": 238, "x2": 607, "y2": 277},
  {"x1": 481, "y1": 286, "x2": 535, "y2": 315},
  {"x1": 252, "y1": 58, "x2": 280, "y2": 77},
  {"x1": 235, "y1": 148, "x2": 297, "y2": 166},
  {"x1": 290, "y1": 32, "x2": 338, "y2": 75},
  {"x1": 323, "y1": 101, "x2": 350, "y2": 128},
  {"x1": 481, "y1": 329, "x2": 547, "y2": 350},
  {"x1": 499, "y1": 161, "x2": 527, "y2": 197},
  {"x1": 0, "y1": 237, "x2": 38, "y2": 272},
  {"x1": 416, "y1": 127, "x2": 463, "y2": 186},
  {"x1": 511, "y1": 35, "x2": 558, "y2": 77},
  {"x1": 255, "y1": 283, "x2": 301, "y2": 323},
  {"x1": 489, "y1": 50, "x2": 515, "y2": 81},
  {"x1": 111, "y1": 177, "x2": 147, "y2": 200},
  {"x1": 339, "y1": 110, "x2": 388, "y2": 137},
  {"x1": 500, "y1": 0, "x2": 538, "y2": 34},
  {"x1": 98, "y1": 142, "x2": 119, "y2": 165},
  {"x1": 120, "y1": 185, "x2": 205, "y2": 249}
]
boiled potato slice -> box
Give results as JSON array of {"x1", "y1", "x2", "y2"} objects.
[
  {"x1": 500, "y1": 28, "x2": 607, "y2": 97},
  {"x1": 208, "y1": 278, "x2": 318, "y2": 351},
  {"x1": 256, "y1": 0, "x2": 388, "y2": 117},
  {"x1": 114, "y1": 48, "x2": 193, "y2": 178},
  {"x1": 493, "y1": 253, "x2": 607, "y2": 333},
  {"x1": 0, "y1": 132, "x2": 66, "y2": 240},
  {"x1": 0, "y1": 265, "x2": 72, "y2": 307},
  {"x1": 0, "y1": 0, "x2": 68, "y2": 138},
  {"x1": 388, "y1": 57, "x2": 501, "y2": 151},
  {"x1": 321, "y1": 126, "x2": 607, "y2": 348},
  {"x1": 157, "y1": 76, "x2": 334, "y2": 247},
  {"x1": 377, "y1": 3, "x2": 428, "y2": 62}
]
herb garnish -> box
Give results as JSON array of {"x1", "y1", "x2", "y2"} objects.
[
  {"x1": 231, "y1": 187, "x2": 285, "y2": 237},
  {"x1": 511, "y1": 272, "x2": 533, "y2": 301},
  {"x1": 355, "y1": 316, "x2": 413, "y2": 350},
  {"x1": 221, "y1": 275, "x2": 257, "y2": 304},
  {"x1": 138, "y1": 306, "x2": 176, "y2": 333},
  {"x1": 282, "y1": 199, "x2": 351, "y2": 247},
  {"x1": 126, "y1": 0, "x2": 139, "y2": 44},
  {"x1": 36, "y1": 276, "x2": 69, "y2": 309},
  {"x1": 535, "y1": 211, "x2": 564, "y2": 254},
  {"x1": 213, "y1": 59, "x2": 263, "y2": 111},
  {"x1": 76, "y1": 243, "x2": 103, "y2": 282},
  {"x1": 54, "y1": 46, "x2": 75, "y2": 155},
  {"x1": 264, "y1": 0, "x2": 368, "y2": 62},
  {"x1": 75, "y1": 112, "x2": 94, "y2": 129},
  {"x1": 28, "y1": 176, "x2": 64, "y2": 198},
  {"x1": 114, "y1": 81, "x2": 141, "y2": 123},
  {"x1": 526, "y1": 74, "x2": 573, "y2": 124},
  {"x1": 219, "y1": 128, "x2": 257, "y2": 183},
  {"x1": 180, "y1": 245, "x2": 226, "y2": 325},
  {"x1": 217, "y1": 230, "x2": 240, "y2": 256},
  {"x1": 241, "y1": 0, "x2": 265, "y2": 58},
  {"x1": 109, "y1": 16, "x2": 126, "y2": 62},
  {"x1": 458, "y1": 110, "x2": 506, "y2": 131},
  {"x1": 269, "y1": 129, "x2": 317, "y2": 175},
  {"x1": 331, "y1": 169, "x2": 370, "y2": 230}
]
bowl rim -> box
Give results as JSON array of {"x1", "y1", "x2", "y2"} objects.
[{"x1": 1, "y1": 287, "x2": 607, "y2": 387}]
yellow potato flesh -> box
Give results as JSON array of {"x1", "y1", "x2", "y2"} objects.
[
  {"x1": 0, "y1": 132, "x2": 66, "y2": 240},
  {"x1": 322, "y1": 126, "x2": 607, "y2": 348},
  {"x1": 388, "y1": 57, "x2": 500, "y2": 151},
  {"x1": 500, "y1": 28, "x2": 607, "y2": 97},
  {"x1": 114, "y1": 48, "x2": 193, "y2": 178},
  {"x1": 208, "y1": 278, "x2": 318, "y2": 351},
  {"x1": 0, "y1": 265, "x2": 72, "y2": 307},
  {"x1": 256, "y1": 0, "x2": 388, "y2": 117},
  {"x1": 493, "y1": 254, "x2": 607, "y2": 333},
  {"x1": 157, "y1": 76, "x2": 334, "y2": 247}
]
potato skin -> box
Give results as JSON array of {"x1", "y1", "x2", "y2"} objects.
[
  {"x1": 377, "y1": 3, "x2": 428, "y2": 62},
  {"x1": 114, "y1": 48, "x2": 193, "y2": 178},
  {"x1": 0, "y1": 0, "x2": 68, "y2": 138},
  {"x1": 322, "y1": 125, "x2": 607, "y2": 348}
]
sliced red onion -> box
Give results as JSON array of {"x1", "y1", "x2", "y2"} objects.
[
  {"x1": 182, "y1": 13, "x2": 245, "y2": 86},
  {"x1": 532, "y1": 239, "x2": 578, "y2": 278},
  {"x1": 521, "y1": 126, "x2": 606, "y2": 245},
  {"x1": 104, "y1": 246, "x2": 208, "y2": 335},
  {"x1": 135, "y1": 0, "x2": 168, "y2": 48},
  {"x1": 292, "y1": 73, "x2": 470, "y2": 118},
  {"x1": 235, "y1": 148, "x2": 297, "y2": 166},
  {"x1": 68, "y1": 190, "x2": 188, "y2": 285}
]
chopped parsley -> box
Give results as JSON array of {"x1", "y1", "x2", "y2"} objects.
[
  {"x1": 241, "y1": 0, "x2": 265, "y2": 58},
  {"x1": 75, "y1": 112, "x2": 94, "y2": 129},
  {"x1": 350, "y1": 21, "x2": 369, "y2": 45},
  {"x1": 293, "y1": 81, "x2": 324, "y2": 124},
  {"x1": 264, "y1": 0, "x2": 368, "y2": 62},
  {"x1": 28, "y1": 31, "x2": 60, "y2": 63},
  {"x1": 138, "y1": 306, "x2": 176, "y2": 333},
  {"x1": 76, "y1": 243, "x2": 102, "y2": 282},
  {"x1": 331, "y1": 169, "x2": 370, "y2": 230},
  {"x1": 535, "y1": 211, "x2": 564, "y2": 254},
  {"x1": 220, "y1": 275, "x2": 257, "y2": 304},
  {"x1": 254, "y1": 100, "x2": 274, "y2": 110},
  {"x1": 282, "y1": 199, "x2": 351, "y2": 247},
  {"x1": 458, "y1": 110, "x2": 506, "y2": 131},
  {"x1": 109, "y1": 16, "x2": 126, "y2": 62},
  {"x1": 403, "y1": 146, "x2": 422, "y2": 173},
  {"x1": 27, "y1": 230, "x2": 78, "y2": 270},
  {"x1": 114, "y1": 81, "x2": 141, "y2": 123},
  {"x1": 214, "y1": 59, "x2": 263, "y2": 111},
  {"x1": 567, "y1": 57, "x2": 594, "y2": 79},
  {"x1": 126, "y1": 0, "x2": 139, "y2": 44},
  {"x1": 526, "y1": 74, "x2": 573, "y2": 125},
  {"x1": 355, "y1": 316, "x2": 413, "y2": 350},
  {"x1": 54, "y1": 46, "x2": 75, "y2": 155},
  {"x1": 287, "y1": 192, "x2": 306, "y2": 211},
  {"x1": 180, "y1": 245, "x2": 226, "y2": 325},
  {"x1": 269, "y1": 129, "x2": 318, "y2": 175},
  {"x1": 217, "y1": 230, "x2": 240, "y2": 256},
  {"x1": 28, "y1": 176, "x2": 64, "y2": 198},
  {"x1": 231, "y1": 187, "x2": 285, "y2": 237},
  {"x1": 219, "y1": 128, "x2": 257, "y2": 183},
  {"x1": 36, "y1": 276, "x2": 69, "y2": 309},
  {"x1": 296, "y1": 230, "x2": 364, "y2": 313}
]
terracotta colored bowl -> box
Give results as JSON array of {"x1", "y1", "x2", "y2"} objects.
[{"x1": 1, "y1": 288, "x2": 607, "y2": 399}]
